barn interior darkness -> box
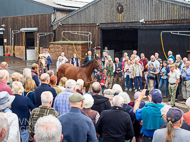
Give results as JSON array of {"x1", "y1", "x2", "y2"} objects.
[
  {"x1": 102, "y1": 29, "x2": 138, "y2": 59},
  {"x1": 0, "y1": 35, "x2": 3, "y2": 45}
]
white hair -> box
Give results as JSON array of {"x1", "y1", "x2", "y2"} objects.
[
  {"x1": 83, "y1": 94, "x2": 94, "y2": 109},
  {"x1": 0, "y1": 113, "x2": 8, "y2": 132},
  {"x1": 22, "y1": 68, "x2": 32, "y2": 85},
  {"x1": 12, "y1": 81, "x2": 24, "y2": 94},
  {"x1": 115, "y1": 57, "x2": 119, "y2": 61},
  {"x1": 88, "y1": 51, "x2": 91, "y2": 54},
  {"x1": 186, "y1": 97, "x2": 190, "y2": 109},
  {"x1": 76, "y1": 79, "x2": 84, "y2": 90},
  {"x1": 66, "y1": 79, "x2": 76, "y2": 90},
  {"x1": 134, "y1": 57, "x2": 139, "y2": 62},
  {"x1": 112, "y1": 84, "x2": 123, "y2": 93},
  {"x1": 155, "y1": 53, "x2": 159, "y2": 56},
  {"x1": 113, "y1": 95, "x2": 124, "y2": 107},
  {"x1": 124, "y1": 52, "x2": 128, "y2": 55},
  {"x1": 0, "y1": 70, "x2": 9, "y2": 80},
  {"x1": 160, "y1": 105, "x2": 172, "y2": 116},
  {"x1": 41, "y1": 73, "x2": 50, "y2": 82},
  {"x1": 133, "y1": 50, "x2": 137, "y2": 53},
  {"x1": 176, "y1": 54, "x2": 181, "y2": 59},
  {"x1": 61, "y1": 52, "x2": 64, "y2": 55},
  {"x1": 141, "y1": 53, "x2": 145, "y2": 57},
  {"x1": 168, "y1": 58, "x2": 173, "y2": 63},
  {"x1": 41, "y1": 91, "x2": 53, "y2": 105},
  {"x1": 168, "y1": 51, "x2": 172, "y2": 55},
  {"x1": 35, "y1": 115, "x2": 62, "y2": 142},
  {"x1": 183, "y1": 57, "x2": 188, "y2": 61},
  {"x1": 118, "y1": 92, "x2": 131, "y2": 104},
  {"x1": 151, "y1": 55, "x2": 155, "y2": 59}
]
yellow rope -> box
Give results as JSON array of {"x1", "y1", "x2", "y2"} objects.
[
  {"x1": 62, "y1": 34, "x2": 84, "y2": 59},
  {"x1": 160, "y1": 35, "x2": 168, "y2": 60},
  {"x1": 12, "y1": 32, "x2": 25, "y2": 54}
]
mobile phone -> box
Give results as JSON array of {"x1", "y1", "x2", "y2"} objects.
[{"x1": 145, "y1": 90, "x2": 149, "y2": 96}]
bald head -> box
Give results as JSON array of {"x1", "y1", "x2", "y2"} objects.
[
  {"x1": 113, "y1": 95, "x2": 124, "y2": 107},
  {"x1": 41, "y1": 73, "x2": 50, "y2": 84},
  {"x1": 0, "y1": 62, "x2": 8, "y2": 70},
  {"x1": 0, "y1": 70, "x2": 9, "y2": 82},
  {"x1": 92, "y1": 82, "x2": 101, "y2": 94}
]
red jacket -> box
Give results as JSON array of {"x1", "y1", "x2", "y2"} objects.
[{"x1": 140, "y1": 58, "x2": 148, "y2": 72}]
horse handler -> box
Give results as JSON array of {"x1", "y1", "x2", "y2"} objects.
[
  {"x1": 106, "y1": 58, "x2": 114, "y2": 89},
  {"x1": 95, "y1": 68, "x2": 107, "y2": 95}
]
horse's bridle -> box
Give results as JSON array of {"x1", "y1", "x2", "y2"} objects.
[{"x1": 94, "y1": 59, "x2": 102, "y2": 70}]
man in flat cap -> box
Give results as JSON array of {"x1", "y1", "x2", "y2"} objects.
[
  {"x1": 168, "y1": 64, "x2": 180, "y2": 107},
  {"x1": 58, "y1": 93, "x2": 97, "y2": 142}
]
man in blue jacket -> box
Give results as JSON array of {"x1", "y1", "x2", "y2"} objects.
[
  {"x1": 58, "y1": 93, "x2": 97, "y2": 142},
  {"x1": 35, "y1": 73, "x2": 57, "y2": 107},
  {"x1": 114, "y1": 58, "x2": 122, "y2": 86},
  {"x1": 133, "y1": 89, "x2": 165, "y2": 142}
]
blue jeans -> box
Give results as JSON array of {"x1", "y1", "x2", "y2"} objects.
[
  {"x1": 134, "y1": 76, "x2": 142, "y2": 90},
  {"x1": 47, "y1": 64, "x2": 50, "y2": 70},
  {"x1": 159, "y1": 78, "x2": 168, "y2": 95},
  {"x1": 43, "y1": 68, "x2": 46, "y2": 73},
  {"x1": 125, "y1": 75, "x2": 132, "y2": 89}
]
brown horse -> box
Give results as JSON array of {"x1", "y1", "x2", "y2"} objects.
[{"x1": 57, "y1": 57, "x2": 103, "y2": 92}]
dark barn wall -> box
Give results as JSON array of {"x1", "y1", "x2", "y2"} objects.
[
  {"x1": 55, "y1": 24, "x2": 100, "y2": 48},
  {"x1": 138, "y1": 29, "x2": 189, "y2": 60},
  {"x1": 0, "y1": 13, "x2": 52, "y2": 48}
]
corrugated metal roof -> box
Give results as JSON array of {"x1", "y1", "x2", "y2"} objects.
[
  {"x1": 31, "y1": 0, "x2": 94, "y2": 10},
  {"x1": 160, "y1": 0, "x2": 190, "y2": 8}
]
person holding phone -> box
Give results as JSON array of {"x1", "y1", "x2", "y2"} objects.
[{"x1": 146, "y1": 63, "x2": 157, "y2": 92}]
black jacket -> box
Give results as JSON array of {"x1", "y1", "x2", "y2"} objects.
[
  {"x1": 96, "y1": 106, "x2": 134, "y2": 142},
  {"x1": 91, "y1": 95, "x2": 111, "y2": 114},
  {"x1": 83, "y1": 56, "x2": 94, "y2": 64}
]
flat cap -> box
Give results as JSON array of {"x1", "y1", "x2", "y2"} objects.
[{"x1": 69, "y1": 93, "x2": 85, "y2": 102}]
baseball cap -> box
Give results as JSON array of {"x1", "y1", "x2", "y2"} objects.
[
  {"x1": 150, "y1": 89, "x2": 162, "y2": 104},
  {"x1": 69, "y1": 93, "x2": 85, "y2": 102},
  {"x1": 44, "y1": 49, "x2": 48, "y2": 51},
  {"x1": 11, "y1": 72, "x2": 23, "y2": 80},
  {"x1": 166, "y1": 107, "x2": 183, "y2": 123}
]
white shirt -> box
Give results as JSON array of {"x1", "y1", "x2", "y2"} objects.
[
  {"x1": 42, "y1": 53, "x2": 50, "y2": 58},
  {"x1": 169, "y1": 69, "x2": 180, "y2": 84},
  {"x1": 58, "y1": 56, "x2": 68, "y2": 63}
]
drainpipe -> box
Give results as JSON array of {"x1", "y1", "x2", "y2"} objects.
[{"x1": 51, "y1": 9, "x2": 56, "y2": 25}]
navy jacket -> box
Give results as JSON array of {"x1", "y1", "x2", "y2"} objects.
[
  {"x1": 96, "y1": 106, "x2": 134, "y2": 142},
  {"x1": 58, "y1": 107, "x2": 97, "y2": 142},
  {"x1": 114, "y1": 62, "x2": 122, "y2": 77},
  {"x1": 11, "y1": 94, "x2": 35, "y2": 130},
  {"x1": 35, "y1": 83, "x2": 57, "y2": 107}
]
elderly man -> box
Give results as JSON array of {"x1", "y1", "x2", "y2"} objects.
[
  {"x1": 34, "y1": 115, "x2": 63, "y2": 142},
  {"x1": 131, "y1": 58, "x2": 143, "y2": 92},
  {"x1": 183, "y1": 97, "x2": 190, "y2": 127},
  {"x1": 181, "y1": 57, "x2": 188, "y2": 70},
  {"x1": 96, "y1": 95, "x2": 134, "y2": 141},
  {"x1": 113, "y1": 57, "x2": 122, "y2": 85},
  {"x1": 91, "y1": 82, "x2": 111, "y2": 114},
  {"x1": 168, "y1": 58, "x2": 173, "y2": 65},
  {"x1": 168, "y1": 64, "x2": 180, "y2": 106},
  {"x1": 29, "y1": 91, "x2": 59, "y2": 137},
  {"x1": 83, "y1": 51, "x2": 93, "y2": 64},
  {"x1": 159, "y1": 105, "x2": 190, "y2": 130},
  {"x1": 31, "y1": 63, "x2": 40, "y2": 86},
  {"x1": 0, "y1": 62, "x2": 8, "y2": 70},
  {"x1": 155, "y1": 53, "x2": 162, "y2": 68},
  {"x1": 134, "y1": 89, "x2": 165, "y2": 142},
  {"x1": 57, "y1": 52, "x2": 68, "y2": 64},
  {"x1": 120, "y1": 52, "x2": 128, "y2": 63},
  {"x1": 167, "y1": 50, "x2": 175, "y2": 63},
  {"x1": 153, "y1": 108, "x2": 190, "y2": 142},
  {"x1": 58, "y1": 93, "x2": 97, "y2": 142},
  {"x1": 176, "y1": 54, "x2": 183, "y2": 69},
  {"x1": 132, "y1": 50, "x2": 139, "y2": 58},
  {"x1": 106, "y1": 58, "x2": 114, "y2": 89},
  {"x1": 0, "y1": 113, "x2": 8, "y2": 142},
  {"x1": 0, "y1": 70, "x2": 13, "y2": 95},
  {"x1": 181, "y1": 61, "x2": 190, "y2": 101},
  {"x1": 9, "y1": 72, "x2": 23, "y2": 88},
  {"x1": 35, "y1": 73, "x2": 57, "y2": 107},
  {"x1": 53, "y1": 79, "x2": 76, "y2": 115}
]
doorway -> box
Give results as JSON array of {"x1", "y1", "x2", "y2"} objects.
[
  {"x1": 102, "y1": 29, "x2": 138, "y2": 59},
  {"x1": 25, "y1": 32, "x2": 35, "y2": 60}
]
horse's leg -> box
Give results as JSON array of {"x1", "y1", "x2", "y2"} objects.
[{"x1": 86, "y1": 84, "x2": 90, "y2": 93}]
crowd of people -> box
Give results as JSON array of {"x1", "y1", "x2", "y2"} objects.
[{"x1": 0, "y1": 48, "x2": 190, "y2": 142}]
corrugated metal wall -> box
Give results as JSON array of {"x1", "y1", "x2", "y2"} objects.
[
  {"x1": 0, "y1": 0, "x2": 53, "y2": 18},
  {"x1": 53, "y1": 0, "x2": 190, "y2": 29}
]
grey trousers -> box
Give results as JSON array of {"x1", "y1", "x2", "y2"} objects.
[{"x1": 182, "y1": 80, "x2": 190, "y2": 99}]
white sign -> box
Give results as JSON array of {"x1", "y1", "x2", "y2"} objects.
[{"x1": 4, "y1": 39, "x2": 7, "y2": 43}]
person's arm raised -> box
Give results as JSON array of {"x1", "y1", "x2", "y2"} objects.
[{"x1": 133, "y1": 90, "x2": 146, "y2": 113}]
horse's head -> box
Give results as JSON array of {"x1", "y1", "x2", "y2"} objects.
[{"x1": 94, "y1": 57, "x2": 103, "y2": 71}]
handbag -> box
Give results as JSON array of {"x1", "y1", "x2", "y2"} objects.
[{"x1": 148, "y1": 73, "x2": 156, "y2": 80}]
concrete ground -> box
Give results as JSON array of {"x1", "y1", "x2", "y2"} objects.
[{"x1": 0, "y1": 56, "x2": 188, "y2": 113}]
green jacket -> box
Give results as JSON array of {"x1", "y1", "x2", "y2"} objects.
[{"x1": 106, "y1": 63, "x2": 114, "y2": 76}]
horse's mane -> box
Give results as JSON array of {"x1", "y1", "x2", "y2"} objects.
[{"x1": 80, "y1": 57, "x2": 100, "y2": 68}]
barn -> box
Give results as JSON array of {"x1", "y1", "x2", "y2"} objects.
[
  {"x1": 0, "y1": 0, "x2": 92, "y2": 61},
  {"x1": 52, "y1": 0, "x2": 190, "y2": 61}
]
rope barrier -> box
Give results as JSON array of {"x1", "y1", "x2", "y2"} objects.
[
  {"x1": 160, "y1": 35, "x2": 168, "y2": 60},
  {"x1": 12, "y1": 32, "x2": 25, "y2": 54}
]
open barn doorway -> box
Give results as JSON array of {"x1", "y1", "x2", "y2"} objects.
[
  {"x1": 25, "y1": 32, "x2": 35, "y2": 60},
  {"x1": 102, "y1": 29, "x2": 138, "y2": 60}
]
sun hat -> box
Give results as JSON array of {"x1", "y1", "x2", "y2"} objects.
[
  {"x1": 0, "y1": 91, "x2": 15, "y2": 110},
  {"x1": 69, "y1": 93, "x2": 85, "y2": 102}
]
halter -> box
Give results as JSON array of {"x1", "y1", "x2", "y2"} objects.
[{"x1": 94, "y1": 59, "x2": 102, "y2": 70}]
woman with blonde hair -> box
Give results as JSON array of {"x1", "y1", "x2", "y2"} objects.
[
  {"x1": 24, "y1": 79, "x2": 36, "y2": 105},
  {"x1": 39, "y1": 54, "x2": 47, "y2": 76},
  {"x1": 22, "y1": 68, "x2": 32, "y2": 87},
  {"x1": 58, "y1": 77, "x2": 67, "y2": 91}
]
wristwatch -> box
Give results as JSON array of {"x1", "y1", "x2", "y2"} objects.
[{"x1": 136, "y1": 99, "x2": 141, "y2": 101}]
